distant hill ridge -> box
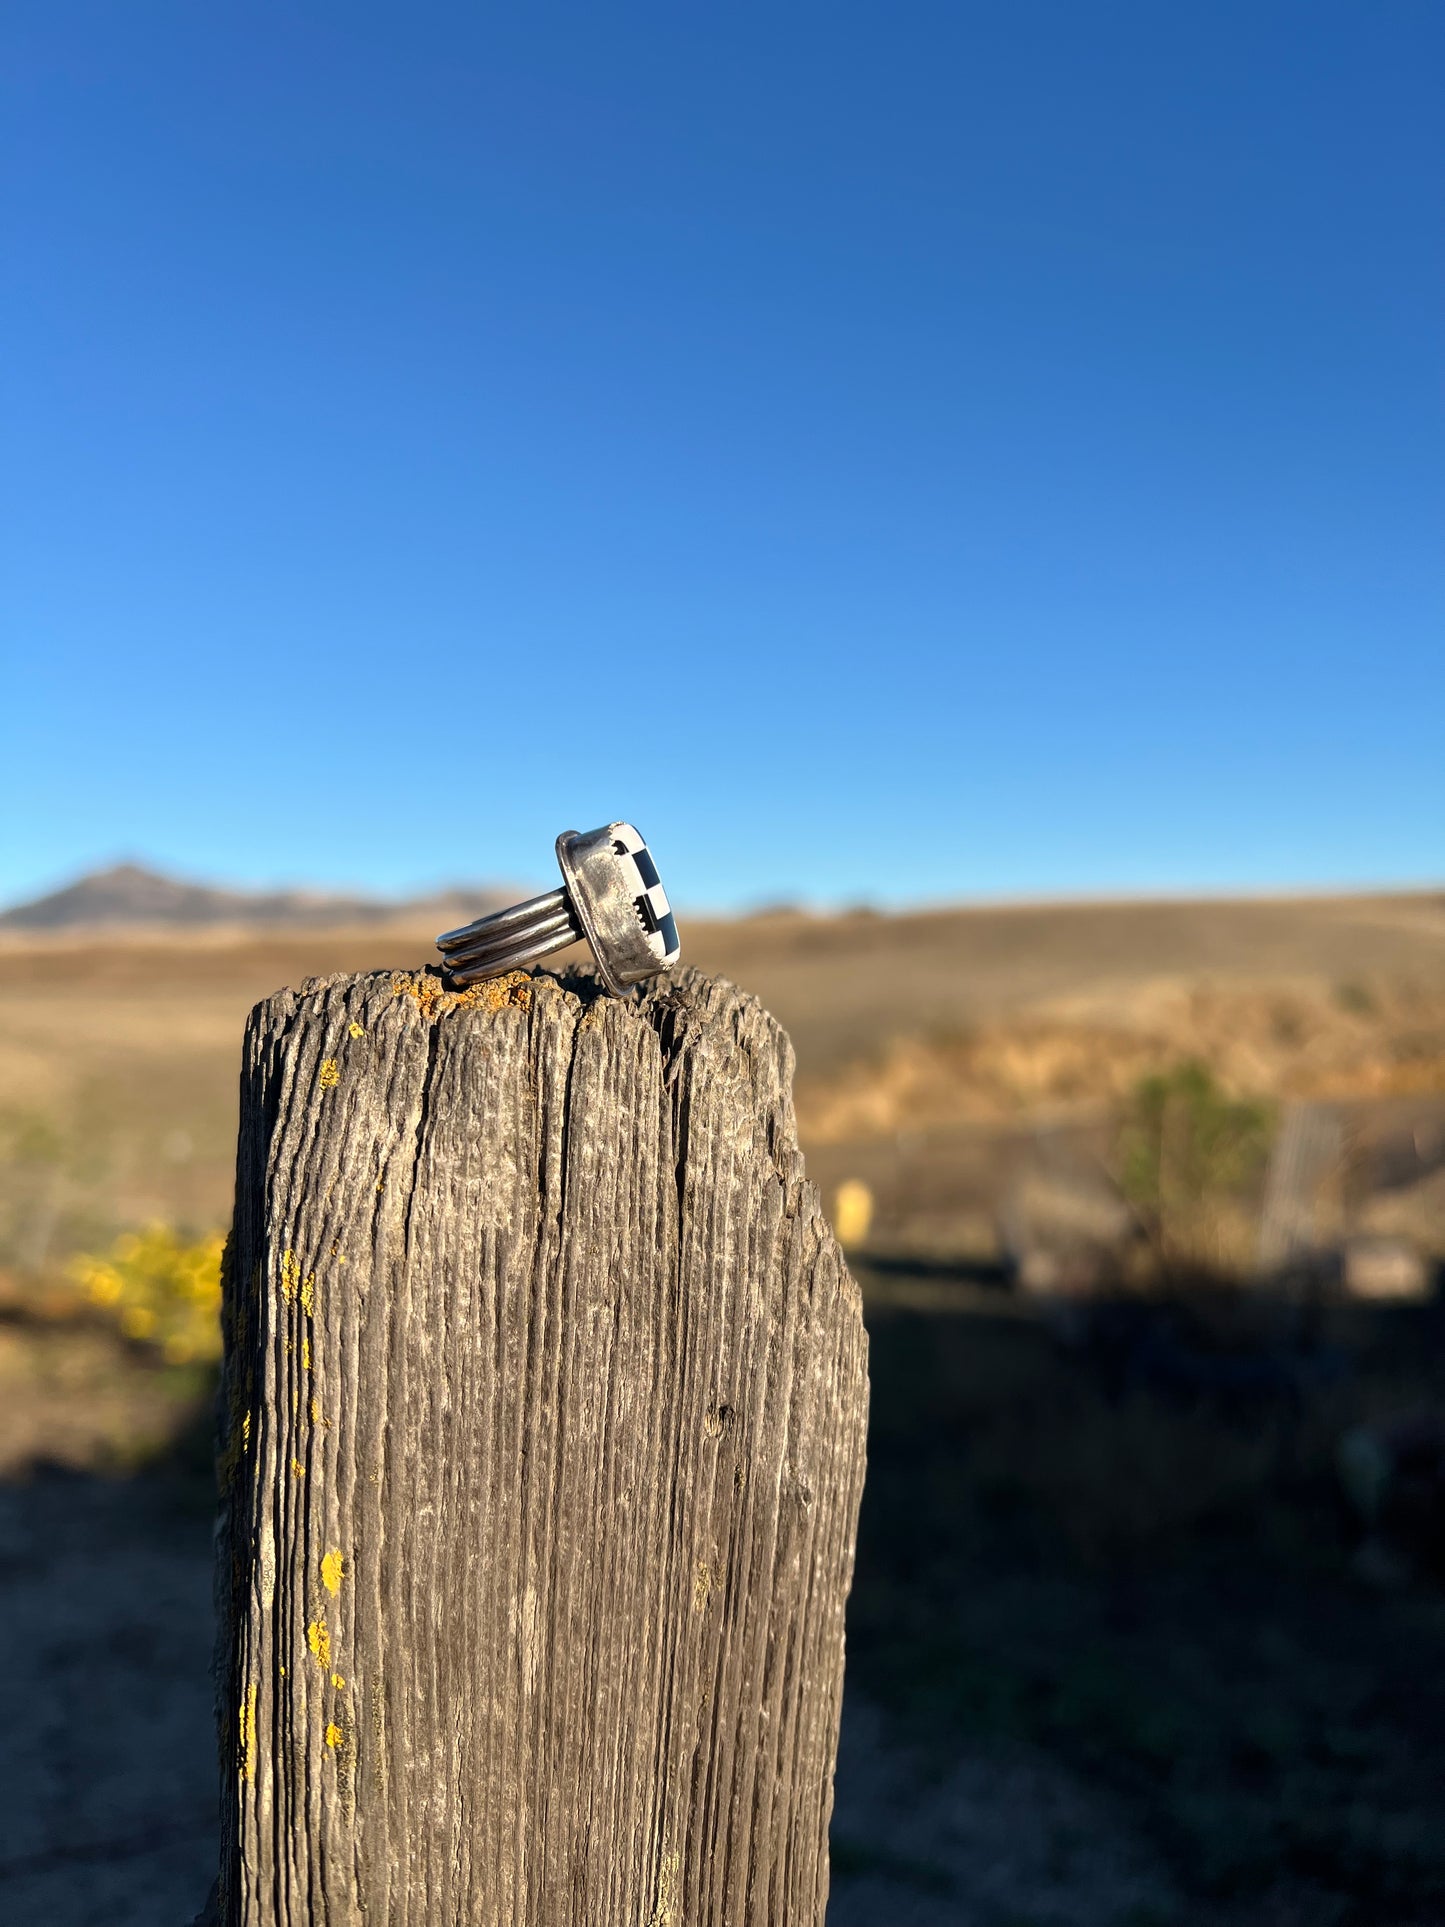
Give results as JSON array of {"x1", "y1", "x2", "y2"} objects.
[{"x1": 0, "y1": 863, "x2": 516, "y2": 931}]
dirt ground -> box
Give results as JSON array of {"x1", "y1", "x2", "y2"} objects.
[
  {"x1": 0, "y1": 1473, "x2": 218, "y2": 1926},
  {"x1": 0, "y1": 1465, "x2": 1183, "y2": 1927},
  {"x1": 3, "y1": 1282, "x2": 1444, "y2": 1926}
]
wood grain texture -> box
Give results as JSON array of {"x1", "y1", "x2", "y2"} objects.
[{"x1": 210, "y1": 964, "x2": 868, "y2": 1926}]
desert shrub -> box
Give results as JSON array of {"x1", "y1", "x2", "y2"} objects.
[
  {"x1": 1115, "y1": 1062, "x2": 1274, "y2": 1279},
  {"x1": 1333, "y1": 978, "x2": 1378, "y2": 1016},
  {"x1": 69, "y1": 1224, "x2": 225, "y2": 1365}
]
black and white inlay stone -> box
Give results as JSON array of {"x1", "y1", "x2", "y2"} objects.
[{"x1": 609, "y1": 822, "x2": 680, "y2": 965}]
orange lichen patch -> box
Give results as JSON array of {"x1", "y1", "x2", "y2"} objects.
[
  {"x1": 391, "y1": 973, "x2": 446, "y2": 1019},
  {"x1": 391, "y1": 969, "x2": 532, "y2": 1020},
  {"x1": 325, "y1": 1722, "x2": 344, "y2": 1750},
  {"x1": 307, "y1": 1618, "x2": 332, "y2": 1668},
  {"x1": 321, "y1": 1549, "x2": 346, "y2": 1595},
  {"x1": 454, "y1": 972, "x2": 533, "y2": 1014},
  {"x1": 318, "y1": 1057, "x2": 340, "y2": 1090}
]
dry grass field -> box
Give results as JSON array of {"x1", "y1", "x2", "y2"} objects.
[
  {"x1": 2, "y1": 888, "x2": 1442, "y2": 1278},
  {"x1": 2, "y1": 889, "x2": 1444, "y2": 1924}
]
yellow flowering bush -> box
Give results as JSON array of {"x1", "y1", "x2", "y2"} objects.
[{"x1": 70, "y1": 1224, "x2": 226, "y2": 1365}]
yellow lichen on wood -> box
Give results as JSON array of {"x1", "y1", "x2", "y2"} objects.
[
  {"x1": 239, "y1": 1681, "x2": 258, "y2": 1783},
  {"x1": 307, "y1": 1618, "x2": 332, "y2": 1668},
  {"x1": 325, "y1": 1722, "x2": 343, "y2": 1750},
  {"x1": 318, "y1": 1057, "x2": 340, "y2": 1089},
  {"x1": 321, "y1": 1549, "x2": 346, "y2": 1595},
  {"x1": 301, "y1": 1335, "x2": 312, "y2": 1372},
  {"x1": 332, "y1": 1671, "x2": 346, "y2": 1689},
  {"x1": 648, "y1": 1849, "x2": 681, "y2": 1927},
  {"x1": 218, "y1": 1404, "x2": 253, "y2": 1493},
  {"x1": 279, "y1": 1247, "x2": 317, "y2": 1313},
  {"x1": 309, "y1": 1396, "x2": 325, "y2": 1425},
  {"x1": 291, "y1": 1457, "x2": 307, "y2": 1479},
  {"x1": 693, "y1": 1560, "x2": 714, "y2": 1614},
  {"x1": 348, "y1": 1020, "x2": 366, "y2": 1038}
]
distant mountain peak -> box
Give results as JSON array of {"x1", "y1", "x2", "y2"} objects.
[{"x1": 0, "y1": 863, "x2": 514, "y2": 932}]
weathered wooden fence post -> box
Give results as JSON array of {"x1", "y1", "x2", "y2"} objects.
[{"x1": 206, "y1": 963, "x2": 868, "y2": 1925}]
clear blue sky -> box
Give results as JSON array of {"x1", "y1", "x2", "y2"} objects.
[{"x1": 3, "y1": 3, "x2": 1440, "y2": 911}]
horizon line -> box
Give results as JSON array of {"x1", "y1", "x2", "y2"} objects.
[{"x1": 1, "y1": 856, "x2": 1440, "y2": 926}]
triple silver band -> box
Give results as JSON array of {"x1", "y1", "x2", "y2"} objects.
[{"x1": 436, "y1": 887, "x2": 582, "y2": 980}]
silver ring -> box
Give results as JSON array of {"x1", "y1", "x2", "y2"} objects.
[{"x1": 436, "y1": 822, "x2": 680, "y2": 997}]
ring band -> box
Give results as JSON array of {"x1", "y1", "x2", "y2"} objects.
[{"x1": 436, "y1": 822, "x2": 680, "y2": 998}]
